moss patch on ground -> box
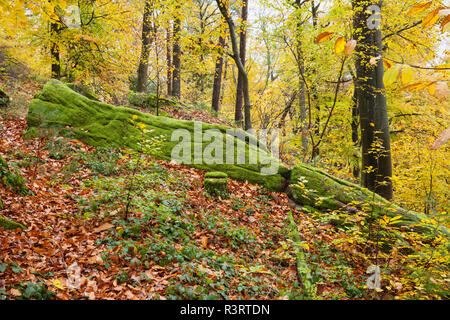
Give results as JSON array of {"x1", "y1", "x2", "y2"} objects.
[
  {"x1": 0, "y1": 216, "x2": 26, "y2": 231},
  {"x1": 0, "y1": 156, "x2": 29, "y2": 195},
  {"x1": 25, "y1": 80, "x2": 289, "y2": 191}
]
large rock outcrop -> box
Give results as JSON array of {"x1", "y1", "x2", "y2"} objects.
[
  {"x1": 289, "y1": 164, "x2": 447, "y2": 235},
  {"x1": 25, "y1": 80, "x2": 289, "y2": 191},
  {"x1": 25, "y1": 80, "x2": 446, "y2": 236}
]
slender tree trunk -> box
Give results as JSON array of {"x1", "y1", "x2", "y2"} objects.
[
  {"x1": 198, "y1": 9, "x2": 207, "y2": 94},
  {"x1": 137, "y1": 0, "x2": 153, "y2": 93},
  {"x1": 353, "y1": 0, "x2": 393, "y2": 200},
  {"x1": 212, "y1": 35, "x2": 226, "y2": 115},
  {"x1": 166, "y1": 26, "x2": 172, "y2": 96},
  {"x1": 311, "y1": 1, "x2": 320, "y2": 158},
  {"x1": 216, "y1": 0, "x2": 252, "y2": 131},
  {"x1": 172, "y1": 8, "x2": 182, "y2": 99},
  {"x1": 50, "y1": 21, "x2": 61, "y2": 79},
  {"x1": 351, "y1": 76, "x2": 360, "y2": 179},
  {"x1": 234, "y1": 0, "x2": 249, "y2": 129},
  {"x1": 220, "y1": 56, "x2": 228, "y2": 106},
  {"x1": 294, "y1": 0, "x2": 308, "y2": 154}
]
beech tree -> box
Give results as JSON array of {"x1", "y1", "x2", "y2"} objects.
[
  {"x1": 137, "y1": 0, "x2": 154, "y2": 93},
  {"x1": 353, "y1": 0, "x2": 393, "y2": 200},
  {"x1": 171, "y1": 4, "x2": 182, "y2": 99},
  {"x1": 234, "y1": 0, "x2": 249, "y2": 128},
  {"x1": 212, "y1": 33, "x2": 226, "y2": 114},
  {"x1": 216, "y1": 0, "x2": 252, "y2": 130}
]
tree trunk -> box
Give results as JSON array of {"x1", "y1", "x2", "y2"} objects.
[
  {"x1": 50, "y1": 21, "x2": 61, "y2": 79},
  {"x1": 137, "y1": 0, "x2": 153, "y2": 93},
  {"x1": 212, "y1": 35, "x2": 226, "y2": 115},
  {"x1": 353, "y1": 0, "x2": 393, "y2": 200},
  {"x1": 216, "y1": 0, "x2": 252, "y2": 131},
  {"x1": 293, "y1": 0, "x2": 308, "y2": 154},
  {"x1": 311, "y1": 1, "x2": 320, "y2": 158},
  {"x1": 351, "y1": 75, "x2": 360, "y2": 179},
  {"x1": 166, "y1": 26, "x2": 172, "y2": 96},
  {"x1": 219, "y1": 55, "x2": 228, "y2": 106},
  {"x1": 234, "y1": 0, "x2": 249, "y2": 129},
  {"x1": 172, "y1": 9, "x2": 182, "y2": 99}
]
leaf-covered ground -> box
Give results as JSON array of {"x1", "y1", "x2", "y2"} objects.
[
  {"x1": 0, "y1": 115, "x2": 379, "y2": 300},
  {"x1": 0, "y1": 74, "x2": 447, "y2": 300}
]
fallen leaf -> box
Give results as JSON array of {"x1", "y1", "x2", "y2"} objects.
[{"x1": 93, "y1": 223, "x2": 114, "y2": 233}]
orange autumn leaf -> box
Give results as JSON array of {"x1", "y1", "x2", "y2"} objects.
[
  {"x1": 422, "y1": 7, "x2": 444, "y2": 28},
  {"x1": 406, "y1": 1, "x2": 433, "y2": 16},
  {"x1": 316, "y1": 31, "x2": 334, "y2": 44}
]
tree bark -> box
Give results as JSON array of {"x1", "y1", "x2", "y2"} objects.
[
  {"x1": 353, "y1": 0, "x2": 393, "y2": 200},
  {"x1": 50, "y1": 21, "x2": 61, "y2": 79},
  {"x1": 234, "y1": 0, "x2": 249, "y2": 128},
  {"x1": 292, "y1": 0, "x2": 308, "y2": 153},
  {"x1": 351, "y1": 75, "x2": 360, "y2": 179},
  {"x1": 212, "y1": 35, "x2": 226, "y2": 115},
  {"x1": 172, "y1": 8, "x2": 182, "y2": 99},
  {"x1": 216, "y1": 0, "x2": 252, "y2": 131},
  {"x1": 137, "y1": 0, "x2": 153, "y2": 93},
  {"x1": 166, "y1": 26, "x2": 172, "y2": 96},
  {"x1": 219, "y1": 56, "x2": 228, "y2": 106}
]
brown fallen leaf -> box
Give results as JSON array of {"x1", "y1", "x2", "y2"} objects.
[
  {"x1": 93, "y1": 223, "x2": 114, "y2": 233},
  {"x1": 9, "y1": 288, "x2": 22, "y2": 296},
  {"x1": 200, "y1": 236, "x2": 208, "y2": 248},
  {"x1": 432, "y1": 127, "x2": 450, "y2": 150}
]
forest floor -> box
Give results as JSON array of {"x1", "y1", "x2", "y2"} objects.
[
  {"x1": 0, "y1": 115, "x2": 374, "y2": 300},
  {"x1": 0, "y1": 60, "x2": 423, "y2": 300}
]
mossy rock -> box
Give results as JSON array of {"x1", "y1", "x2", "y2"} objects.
[
  {"x1": 66, "y1": 83, "x2": 99, "y2": 101},
  {"x1": 0, "y1": 88, "x2": 10, "y2": 108},
  {"x1": 25, "y1": 80, "x2": 289, "y2": 191},
  {"x1": 0, "y1": 216, "x2": 26, "y2": 231},
  {"x1": 128, "y1": 92, "x2": 177, "y2": 110},
  {"x1": 289, "y1": 164, "x2": 448, "y2": 235},
  {"x1": 0, "y1": 156, "x2": 29, "y2": 195},
  {"x1": 204, "y1": 174, "x2": 229, "y2": 198},
  {"x1": 205, "y1": 171, "x2": 228, "y2": 179}
]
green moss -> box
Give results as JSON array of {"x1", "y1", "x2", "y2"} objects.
[
  {"x1": 204, "y1": 178, "x2": 229, "y2": 198},
  {"x1": 0, "y1": 216, "x2": 26, "y2": 231},
  {"x1": 66, "y1": 83, "x2": 99, "y2": 101},
  {"x1": 287, "y1": 211, "x2": 315, "y2": 298},
  {"x1": 205, "y1": 172, "x2": 228, "y2": 179},
  {"x1": 0, "y1": 156, "x2": 29, "y2": 195},
  {"x1": 289, "y1": 164, "x2": 447, "y2": 235},
  {"x1": 0, "y1": 88, "x2": 9, "y2": 108},
  {"x1": 128, "y1": 92, "x2": 177, "y2": 110},
  {"x1": 25, "y1": 80, "x2": 288, "y2": 191}
]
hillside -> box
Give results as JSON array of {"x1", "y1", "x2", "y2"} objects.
[{"x1": 0, "y1": 77, "x2": 448, "y2": 300}]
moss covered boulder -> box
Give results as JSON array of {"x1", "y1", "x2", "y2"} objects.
[
  {"x1": 0, "y1": 88, "x2": 10, "y2": 108},
  {"x1": 26, "y1": 80, "x2": 289, "y2": 191},
  {"x1": 66, "y1": 83, "x2": 99, "y2": 101},
  {"x1": 289, "y1": 164, "x2": 448, "y2": 235},
  {"x1": 0, "y1": 156, "x2": 29, "y2": 195},
  {"x1": 128, "y1": 92, "x2": 177, "y2": 110},
  {"x1": 204, "y1": 172, "x2": 229, "y2": 198}
]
